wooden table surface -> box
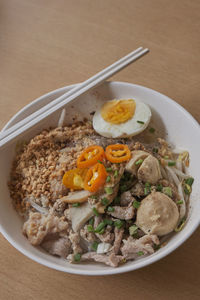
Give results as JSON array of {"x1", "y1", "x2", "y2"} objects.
[{"x1": 0, "y1": 0, "x2": 200, "y2": 299}]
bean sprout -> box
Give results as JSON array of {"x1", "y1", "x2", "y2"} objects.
[
  {"x1": 177, "y1": 183, "x2": 186, "y2": 221},
  {"x1": 165, "y1": 166, "x2": 180, "y2": 187}
]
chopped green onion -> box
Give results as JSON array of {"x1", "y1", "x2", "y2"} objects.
[
  {"x1": 91, "y1": 195, "x2": 97, "y2": 199},
  {"x1": 101, "y1": 197, "x2": 109, "y2": 206},
  {"x1": 133, "y1": 200, "x2": 141, "y2": 209},
  {"x1": 153, "y1": 147, "x2": 158, "y2": 153},
  {"x1": 72, "y1": 203, "x2": 80, "y2": 207},
  {"x1": 137, "y1": 120, "x2": 145, "y2": 124},
  {"x1": 164, "y1": 156, "x2": 169, "y2": 159},
  {"x1": 135, "y1": 159, "x2": 143, "y2": 166},
  {"x1": 144, "y1": 182, "x2": 151, "y2": 195},
  {"x1": 89, "y1": 218, "x2": 94, "y2": 226},
  {"x1": 175, "y1": 217, "x2": 186, "y2": 232},
  {"x1": 153, "y1": 244, "x2": 161, "y2": 251},
  {"x1": 184, "y1": 184, "x2": 191, "y2": 195},
  {"x1": 105, "y1": 187, "x2": 113, "y2": 195},
  {"x1": 97, "y1": 160, "x2": 103, "y2": 164},
  {"x1": 149, "y1": 127, "x2": 155, "y2": 133},
  {"x1": 156, "y1": 184, "x2": 163, "y2": 192},
  {"x1": 104, "y1": 219, "x2": 113, "y2": 226},
  {"x1": 98, "y1": 228, "x2": 105, "y2": 234},
  {"x1": 87, "y1": 225, "x2": 94, "y2": 232},
  {"x1": 92, "y1": 207, "x2": 99, "y2": 216},
  {"x1": 120, "y1": 184, "x2": 127, "y2": 192},
  {"x1": 94, "y1": 222, "x2": 106, "y2": 233},
  {"x1": 91, "y1": 241, "x2": 99, "y2": 251},
  {"x1": 137, "y1": 251, "x2": 144, "y2": 256},
  {"x1": 114, "y1": 170, "x2": 119, "y2": 178},
  {"x1": 185, "y1": 177, "x2": 194, "y2": 186},
  {"x1": 129, "y1": 225, "x2": 138, "y2": 236},
  {"x1": 106, "y1": 167, "x2": 113, "y2": 172},
  {"x1": 107, "y1": 206, "x2": 115, "y2": 212},
  {"x1": 74, "y1": 253, "x2": 81, "y2": 262},
  {"x1": 168, "y1": 161, "x2": 176, "y2": 166},
  {"x1": 106, "y1": 175, "x2": 111, "y2": 183},
  {"x1": 177, "y1": 200, "x2": 183, "y2": 205},
  {"x1": 114, "y1": 220, "x2": 124, "y2": 229},
  {"x1": 113, "y1": 196, "x2": 120, "y2": 205},
  {"x1": 162, "y1": 187, "x2": 172, "y2": 197},
  {"x1": 145, "y1": 182, "x2": 151, "y2": 188}
]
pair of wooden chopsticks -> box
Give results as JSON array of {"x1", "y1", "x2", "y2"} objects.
[{"x1": 0, "y1": 47, "x2": 149, "y2": 148}]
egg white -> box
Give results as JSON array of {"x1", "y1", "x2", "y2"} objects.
[{"x1": 93, "y1": 99, "x2": 152, "y2": 138}]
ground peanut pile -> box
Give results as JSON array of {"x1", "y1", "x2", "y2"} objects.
[{"x1": 9, "y1": 121, "x2": 95, "y2": 214}]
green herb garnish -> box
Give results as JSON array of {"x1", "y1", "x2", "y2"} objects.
[
  {"x1": 177, "y1": 200, "x2": 183, "y2": 205},
  {"x1": 92, "y1": 207, "x2": 99, "y2": 216},
  {"x1": 120, "y1": 184, "x2": 127, "y2": 192},
  {"x1": 101, "y1": 197, "x2": 109, "y2": 206},
  {"x1": 87, "y1": 225, "x2": 94, "y2": 232},
  {"x1": 72, "y1": 203, "x2": 80, "y2": 207},
  {"x1": 185, "y1": 177, "x2": 194, "y2": 186},
  {"x1": 105, "y1": 187, "x2": 113, "y2": 195},
  {"x1": 168, "y1": 161, "x2": 176, "y2": 166},
  {"x1": 137, "y1": 120, "x2": 145, "y2": 124},
  {"x1": 74, "y1": 253, "x2": 81, "y2": 262},
  {"x1": 162, "y1": 187, "x2": 172, "y2": 197},
  {"x1": 149, "y1": 127, "x2": 155, "y2": 133},
  {"x1": 137, "y1": 251, "x2": 144, "y2": 256},
  {"x1": 89, "y1": 218, "x2": 94, "y2": 226},
  {"x1": 107, "y1": 206, "x2": 115, "y2": 212},
  {"x1": 97, "y1": 160, "x2": 103, "y2": 164},
  {"x1": 175, "y1": 217, "x2": 186, "y2": 232},
  {"x1": 184, "y1": 184, "x2": 191, "y2": 195},
  {"x1": 144, "y1": 182, "x2": 151, "y2": 195},
  {"x1": 129, "y1": 225, "x2": 138, "y2": 236},
  {"x1": 91, "y1": 241, "x2": 99, "y2": 251},
  {"x1": 114, "y1": 170, "x2": 119, "y2": 178},
  {"x1": 113, "y1": 196, "x2": 120, "y2": 205},
  {"x1": 106, "y1": 167, "x2": 113, "y2": 172},
  {"x1": 91, "y1": 195, "x2": 97, "y2": 199},
  {"x1": 104, "y1": 219, "x2": 113, "y2": 226},
  {"x1": 114, "y1": 220, "x2": 124, "y2": 229},
  {"x1": 106, "y1": 175, "x2": 111, "y2": 183},
  {"x1": 135, "y1": 159, "x2": 143, "y2": 166},
  {"x1": 156, "y1": 184, "x2": 163, "y2": 192},
  {"x1": 133, "y1": 200, "x2": 141, "y2": 209},
  {"x1": 94, "y1": 222, "x2": 106, "y2": 233}
]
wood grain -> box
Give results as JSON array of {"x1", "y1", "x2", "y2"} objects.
[{"x1": 0, "y1": 0, "x2": 200, "y2": 299}]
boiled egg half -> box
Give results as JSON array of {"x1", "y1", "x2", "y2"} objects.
[{"x1": 93, "y1": 99, "x2": 151, "y2": 138}]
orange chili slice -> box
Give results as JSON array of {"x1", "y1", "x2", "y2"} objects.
[
  {"x1": 84, "y1": 163, "x2": 107, "y2": 193},
  {"x1": 105, "y1": 144, "x2": 131, "y2": 163},
  {"x1": 62, "y1": 168, "x2": 88, "y2": 190},
  {"x1": 77, "y1": 145, "x2": 105, "y2": 169}
]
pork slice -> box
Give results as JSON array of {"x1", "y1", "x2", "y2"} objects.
[
  {"x1": 121, "y1": 234, "x2": 159, "y2": 260},
  {"x1": 107, "y1": 202, "x2": 135, "y2": 220},
  {"x1": 131, "y1": 182, "x2": 145, "y2": 198},
  {"x1": 23, "y1": 212, "x2": 69, "y2": 245},
  {"x1": 111, "y1": 227, "x2": 124, "y2": 255},
  {"x1": 68, "y1": 252, "x2": 123, "y2": 267},
  {"x1": 41, "y1": 236, "x2": 71, "y2": 258},
  {"x1": 120, "y1": 191, "x2": 136, "y2": 206},
  {"x1": 80, "y1": 225, "x2": 97, "y2": 243},
  {"x1": 69, "y1": 230, "x2": 83, "y2": 254}
]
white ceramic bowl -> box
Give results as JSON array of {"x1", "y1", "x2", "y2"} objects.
[{"x1": 0, "y1": 81, "x2": 199, "y2": 275}]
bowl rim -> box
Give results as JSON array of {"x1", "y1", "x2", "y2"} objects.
[{"x1": 1, "y1": 81, "x2": 199, "y2": 276}]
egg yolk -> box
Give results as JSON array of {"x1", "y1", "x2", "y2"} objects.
[{"x1": 101, "y1": 99, "x2": 136, "y2": 124}]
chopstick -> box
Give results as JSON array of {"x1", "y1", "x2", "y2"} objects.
[{"x1": 0, "y1": 47, "x2": 149, "y2": 148}]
